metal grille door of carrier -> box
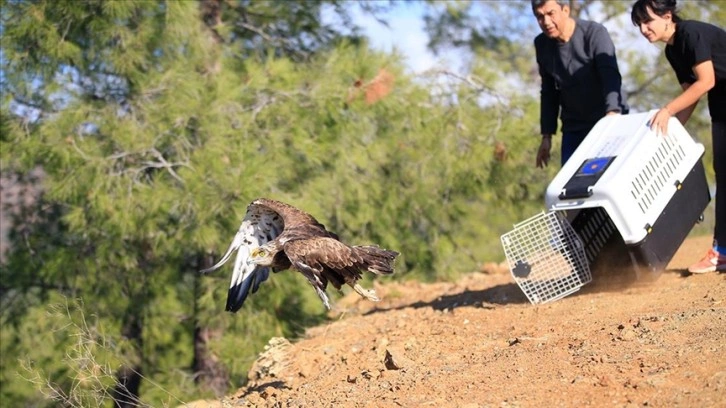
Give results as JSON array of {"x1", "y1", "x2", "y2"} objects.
[{"x1": 500, "y1": 211, "x2": 592, "y2": 305}]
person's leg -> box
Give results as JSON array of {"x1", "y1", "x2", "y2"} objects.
[
  {"x1": 689, "y1": 119, "x2": 726, "y2": 273},
  {"x1": 712, "y1": 120, "x2": 726, "y2": 254},
  {"x1": 560, "y1": 129, "x2": 590, "y2": 166}
]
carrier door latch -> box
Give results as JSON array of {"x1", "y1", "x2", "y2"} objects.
[{"x1": 559, "y1": 186, "x2": 593, "y2": 200}]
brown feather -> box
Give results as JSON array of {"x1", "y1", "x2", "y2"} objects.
[
  {"x1": 253, "y1": 198, "x2": 335, "y2": 236},
  {"x1": 283, "y1": 238, "x2": 396, "y2": 289}
]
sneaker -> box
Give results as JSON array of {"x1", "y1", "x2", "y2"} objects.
[{"x1": 687, "y1": 248, "x2": 726, "y2": 274}]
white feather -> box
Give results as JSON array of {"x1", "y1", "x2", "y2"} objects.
[{"x1": 201, "y1": 202, "x2": 284, "y2": 291}]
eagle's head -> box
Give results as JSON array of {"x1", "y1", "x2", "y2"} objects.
[{"x1": 248, "y1": 246, "x2": 276, "y2": 266}]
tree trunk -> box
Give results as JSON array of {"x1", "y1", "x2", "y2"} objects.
[
  {"x1": 192, "y1": 326, "x2": 230, "y2": 397},
  {"x1": 111, "y1": 314, "x2": 144, "y2": 408},
  {"x1": 192, "y1": 256, "x2": 229, "y2": 397},
  {"x1": 200, "y1": 0, "x2": 223, "y2": 74}
]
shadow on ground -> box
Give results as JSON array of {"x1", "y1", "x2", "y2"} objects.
[
  {"x1": 364, "y1": 282, "x2": 529, "y2": 316},
  {"x1": 237, "y1": 381, "x2": 289, "y2": 398}
]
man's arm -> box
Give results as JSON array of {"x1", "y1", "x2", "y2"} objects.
[
  {"x1": 537, "y1": 66, "x2": 558, "y2": 169},
  {"x1": 535, "y1": 37, "x2": 559, "y2": 168},
  {"x1": 591, "y1": 24, "x2": 625, "y2": 114},
  {"x1": 539, "y1": 66, "x2": 560, "y2": 135}
]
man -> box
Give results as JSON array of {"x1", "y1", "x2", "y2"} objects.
[{"x1": 532, "y1": 0, "x2": 629, "y2": 168}]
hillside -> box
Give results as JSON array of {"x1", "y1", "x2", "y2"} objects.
[{"x1": 188, "y1": 235, "x2": 725, "y2": 408}]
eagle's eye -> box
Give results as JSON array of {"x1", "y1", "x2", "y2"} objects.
[{"x1": 252, "y1": 247, "x2": 267, "y2": 258}]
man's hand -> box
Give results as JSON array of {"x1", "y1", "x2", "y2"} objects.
[{"x1": 536, "y1": 136, "x2": 552, "y2": 168}]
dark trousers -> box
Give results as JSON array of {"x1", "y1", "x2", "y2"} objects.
[
  {"x1": 713, "y1": 120, "x2": 726, "y2": 248},
  {"x1": 561, "y1": 129, "x2": 592, "y2": 166}
]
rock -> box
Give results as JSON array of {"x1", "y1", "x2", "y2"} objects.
[
  {"x1": 247, "y1": 337, "x2": 291, "y2": 382},
  {"x1": 597, "y1": 375, "x2": 612, "y2": 387},
  {"x1": 375, "y1": 337, "x2": 390, "y2": 360},
  {"x1": 621, "y1": 329, "x2": 637, "y2": 341},
  {"x1": 384, "y1": 346, "x2": 414, "y2": 370},
  {"x1": 707, "y1": 371, "x2": 726, "y2": 390}
]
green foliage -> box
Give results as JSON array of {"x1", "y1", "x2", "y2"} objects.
[
  {"x1": 3, "y1": 0, "x2": 723, "y2": 406},
  {"x1": 0, "y1": 38, "x2": 531, "y2": 406}
]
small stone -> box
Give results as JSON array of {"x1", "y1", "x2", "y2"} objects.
[
  {"x1": 621, "y1": 329, "x2": 637, "y2": 341},
  {"x1": 707, "y1": 371, "x2": 726, "y2": 389},
  {"x1": 384, "y1": 346, "x2": 414, "y2": 370}
]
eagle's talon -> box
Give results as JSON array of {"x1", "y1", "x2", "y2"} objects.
[{"x1": 352, "y1": 283, "x2": 380, "y2": 302}]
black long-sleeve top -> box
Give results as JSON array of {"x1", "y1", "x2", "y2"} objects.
[{"x1": 535, "y1": 19, "x2": 629, "y2": 134}]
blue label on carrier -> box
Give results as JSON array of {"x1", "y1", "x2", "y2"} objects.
[
  {"x1": 578, "y1": 157, "x2": 615, "y2": 176},
  {"x1": 559, "y1": 156, "x2": 617, "y2": 200}
]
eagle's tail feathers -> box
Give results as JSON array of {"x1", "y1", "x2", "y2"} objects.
[{"x1": 354, "y1": 245, "x2": 399, "y2": 275}]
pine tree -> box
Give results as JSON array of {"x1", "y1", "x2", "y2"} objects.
[{"x1": 1, "y1": 1, "x2": 394, "y2": 405}]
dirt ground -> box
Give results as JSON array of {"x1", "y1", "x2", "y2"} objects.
[{"x1": 186, "y1": 235, "x2": 725, "y2": 408}]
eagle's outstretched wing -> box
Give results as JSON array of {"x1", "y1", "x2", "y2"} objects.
[
  {"x1": 252, "y1": 198, "x2": 336, "y2": 239},
  {"x1": 201, "y1": 200, "x2": 284, "y2": 312}
]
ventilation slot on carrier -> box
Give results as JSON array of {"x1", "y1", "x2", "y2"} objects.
[{"x1": 630, "y1": 134, "x2": 687, "y2": 214}]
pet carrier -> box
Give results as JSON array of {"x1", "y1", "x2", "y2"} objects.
[{"x1": 502, "y1": 110, "x2": 710, "y2": 304}]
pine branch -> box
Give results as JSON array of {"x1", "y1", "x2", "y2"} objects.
[
  {"x1": 425, "y1": 69, "x2": 508, "y2": 109},
  {"x1": 105, "y1": 148, "x2": 190, "y2": 185},
  {"x1": 145, "y1": 148, "x2": 187, "y2": 185}
]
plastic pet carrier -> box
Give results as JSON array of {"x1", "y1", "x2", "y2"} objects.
[{"x1": 501, "y1": 110, "x2": 710, "y2": 304}]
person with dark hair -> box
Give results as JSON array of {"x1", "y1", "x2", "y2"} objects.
[
  {"x1": 631, "y1": 0, "x2": 726, "y2": 273},
  {"x1": 532, "y1": 0, "x2": 629, "y2": 168}
]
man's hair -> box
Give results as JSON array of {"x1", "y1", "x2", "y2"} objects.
[
  {"x1": 531, "y1": 0, "x2": 568, "y2": 12},
  {"x1": 631, "y1": 0, "x2": 682, "y2": 26}
]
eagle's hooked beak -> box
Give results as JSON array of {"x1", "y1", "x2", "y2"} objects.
[{"x1": 247, "y1": 248, "x2": 262, "y2": 266}]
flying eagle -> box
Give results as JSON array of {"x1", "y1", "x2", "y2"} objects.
[{"x1": 201, "y1": 198, "x2": 399, "y2": 312}]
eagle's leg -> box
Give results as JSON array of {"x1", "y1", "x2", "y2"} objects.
[{"x1": 350, "y1": 282, "x2": 380, "y2": 302}]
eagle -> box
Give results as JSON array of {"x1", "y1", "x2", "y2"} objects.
[{"x1": 201, "y1": 198, "x2": 399, "y2": 312}]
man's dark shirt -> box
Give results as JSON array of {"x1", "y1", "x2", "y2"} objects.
[
  {"x1": 535, "y1": 19, "x2": 629, "y2": 134},
  {"x1": 666, "y1": 20, "x2": 726, "y2": 121}
]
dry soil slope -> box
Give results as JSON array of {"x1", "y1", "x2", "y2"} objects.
[{"x1": 188, "y1": 235, "x2": 725, "y2": 408}]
